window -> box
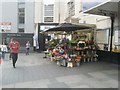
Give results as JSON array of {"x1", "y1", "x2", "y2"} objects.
[
  {"x1": 44, "y1": 4, "x2": 54, "y2": 22},
  {"x1": 19, "y1": 16, "x2": 25, "y2": 24},
  {"x1": 18, "y1": 28, "x2": 24, "y2": 33},
  {"x1": 18, "y1": 0, "x2": 25, "y2": 5},
  {"x1": 83, "y1": 21, "x2": 86, "y2": 24},
  {"x1": 18, "y1": 2, "x2": 25, "y2": 5},
  {"x1": 44, "y1": 17, "x2": 53, "y2": 22},
  {"x1": 44, "y1": 11, "x2": 53, "y2": 16},
  {"x1": 19, "y1": 8, "x2": 25, "y2": 12},
  {"x1": 67, "y1": 0, "x2": 75, "y2": 17},
  {"x1": 44, "y1": 4, "x2": 54, "y2": 17},
  {"x1": 18, "y1": 8, "x2": 25, "y2": 24}
]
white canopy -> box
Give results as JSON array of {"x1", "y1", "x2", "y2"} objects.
[{"x1": 84, "y1": 0, "x2": 119, "y2": 16}]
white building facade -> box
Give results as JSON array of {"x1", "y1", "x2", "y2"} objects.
[
  {"x1": 65, "y1": 0, "x2": 82, "y2": 23},
  {"x1": 1, "y1": 0, "x2": 35, "y2": 47},
  {"x1": 0, "y1": 0, "x2": 67, "y2": 48},
  {"x1": 64, "y1": 0, "x2": 120, "y2": 52},
  {"x1": 1, "y1": 1, "x2": 35, "y2": 33},
  {"x1": 34, "y1": 0, "x2": 68, "y2": 51}
]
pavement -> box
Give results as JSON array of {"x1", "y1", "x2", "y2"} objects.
[{"x1": 0, "y1": 52, "x2": 119, "y2": 88}]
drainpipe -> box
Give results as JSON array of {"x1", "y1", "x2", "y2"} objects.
[
  {"x1": 58, "y1": 0, "x2": 60, "y2": 24},
  {"x1": 110, "y1": 14, "x2": 115, "y2": 52}
]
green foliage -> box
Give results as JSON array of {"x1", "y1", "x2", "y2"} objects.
[
  {"x1": 68, "y1": 40, "x2": 77, "y2": 47},
  {"x1": 49, "y1": 39, "x2": 60, "y2": 47},
  {"x1": 49, "y1": 40, "x2": 55, "y2": 47}
]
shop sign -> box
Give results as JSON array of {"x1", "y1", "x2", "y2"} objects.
[
  {"x1": 0, "y1": 22, "x2": 11, "y2": 32},
  {"x1": 40, "y1": 25, "x2": 55, "y2": 32},
  {"x1": 7, "y1": 33, "x2": 21, "y2": 37}
]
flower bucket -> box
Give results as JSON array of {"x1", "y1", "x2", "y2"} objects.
[
  {"x1": 76, "y1": 62, "x2": 80, "y2": 66},
  {"x1": 84, "y1": 58, "x2": 86, "y2": 62},
  {"x1": 57, "y1": 61, "x2": 60, "y2": 65},
  {"x1": 67, "y1": 62, "x2": 73, "y2": 68},
  {"x1": 62, "y1": 59, "x2": 67, "y2": 67}
]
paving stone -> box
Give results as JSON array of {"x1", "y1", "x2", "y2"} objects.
[
  {"x1": 15, "y1": 82, "x2": 33, "y2": 88},
  {"x1": 47, "y1": 82, "x2": 69, "y2": 88},
  {"x1": 88, "y1": 72, "x2": 116, "y2": 81},
  {"x1": 32, "y1": 79, "x2": 50, "y2": 85},
  {"x1": 2, "y1": 84, "x2": 15, "y2": 88},
  {"x1": 101, "y1": 80, "x2": 118, "y2": 88},
  {"x1": 1, "y1": 53, "x2": 119, "y2": 88},
  {"x1": 71, "y1": 85, "x2": 90, "y2": 88},
  {"x1": 56, "y1": 75, "x2": 84, "y2": 84}
]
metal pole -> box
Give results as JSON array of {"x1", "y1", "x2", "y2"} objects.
[
  {"x1": 38, "y1": 23, "x2": 40, "y2": 52},
  {"x1": 110, "y1": 15, "x2": 115, "y2": 52}
]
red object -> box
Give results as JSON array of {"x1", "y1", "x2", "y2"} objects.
[
  {"x1": 76, "y1": 48, "x2": 81, "y2": 50},
  {"x1": 0, "y1": 59, "x2": 1, "y2": 64},
  {"x1": 9, "y1": 41, "x2": 20, "y2": 53},
  {"x1": 57, "y1": 54, "x2": 62, "y2": 56},
  {"x1": 76, "y1": 56, "x2": 81, "y2": 59},
  {"x1": 75, "y1": 59, "x2": 80, "y2": 62},
  {"x1": 52, "y1": 53, "x2": 55, "y2": 57},
  {"x1": 75, "y1": 56, "x2": 81, "y2": 61},
  {"x1": 48, "y1": 48, "x2": 52, "y2": 50}
]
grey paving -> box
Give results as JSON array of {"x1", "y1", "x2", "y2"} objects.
[
  {"x1": 48, "y1": 82, "x2": 69, "y2": 88},
  {"x1": 0, "y1": 53, "x2": 119, "y2": 88},
  {"x1": 0, "y1": 63, "x2": 2, "y2": 89}
]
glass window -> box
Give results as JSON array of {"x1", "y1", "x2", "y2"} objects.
[
  {"x1": 44, "y1": 4, "x2": 54, "y2": 17},
  {"x1": 67, "y1": 0, "x2": 75, "y2": 17},
  {"x1": 19, "y1": 16, "x2": 25, "y2": 24},
  {"x1": 18, "y1": 28, "x2": 24, "y2": 33},
  {"x1": 44, "y1": 17, "x2": 53, "y2": 22},
  {"x1": 18, "y1": 8, "x2": 25, "y2": 24},
  {"x1": 18, "y1": 2, "x2": 25, "y2": 5},
  {"x1": 19, "y1": 8, "x2": 25, "y2": 12},
  {"x1": 18, "y1": 0, "x2": 25, "y2": 5},
  {"x1": 44, "y1": 11, "x2": 53, "y2": 16}
]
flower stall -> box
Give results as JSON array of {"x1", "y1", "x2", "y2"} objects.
[{"x1": 43, "y1": 23, "x2": 98, "y2": 67}]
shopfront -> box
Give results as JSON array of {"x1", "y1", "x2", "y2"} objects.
[
  {"x1": 2, "y1": 33, "x2": 34, "y2": 50},
  {"x1": 84, "y1": 0, "x2": 120, "y2": 64},
  {"x1": 38, "y1": 23, "x2": 59, "y2": 51}
]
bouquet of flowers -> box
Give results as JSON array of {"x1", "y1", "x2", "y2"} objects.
[{"x1": 75, "y1": 56, "x2": 81, "y2": 62}]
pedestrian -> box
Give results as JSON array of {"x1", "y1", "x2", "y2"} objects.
[
  {"x1": 9, "y1": 38, "x2": 13, "y2": 60},
  {"x1": 9, "y1": 38, "x2": 20, "y2": 68},
  {"x1": 26, "y1": 41, "x2": 30, "y2": 55},
  {"x1": 1, "y1": 42, "x2": 8, "y2": 60}
]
